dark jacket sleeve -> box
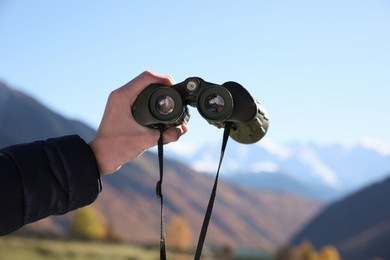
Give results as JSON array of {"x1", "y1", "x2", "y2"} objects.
[{"x1": 0, "y1": 135, "x2": 102, "y2": 235}]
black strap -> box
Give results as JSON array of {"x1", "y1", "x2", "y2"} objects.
[
  {"x1": 156, "y1": 126, "x2": 166, "y2": 260},
  {"x1": 156, "y1": 122, "x2": 232, "y2": 260},
  {"x1": 194, "y1": 122, "x2": 232, "y2": 260}
]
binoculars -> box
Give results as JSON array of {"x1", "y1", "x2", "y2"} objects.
[{"x1": 131, "y1": 77, "x2": 269, "y2": 144}]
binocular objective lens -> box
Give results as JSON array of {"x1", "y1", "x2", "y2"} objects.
[
  {"x1": 156, "y1": 96, "x2": 175, "y2": 115},
  {"x1": 205, "y1": 94, "x2": 225, "y2": 114}
]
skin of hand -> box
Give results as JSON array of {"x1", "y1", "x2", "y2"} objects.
[{"x1": 89, "y1": 71, "x2": 188, "y2": 176}]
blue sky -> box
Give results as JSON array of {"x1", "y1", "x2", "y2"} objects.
[{"x1": 1, "y1": 1, "x2": 389, "y2": 145}]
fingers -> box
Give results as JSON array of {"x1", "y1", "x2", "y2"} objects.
[
  {"x1": 163, "y1": 123, "x2": 188, "y2": 143},
  {"x1": 118, "y1": 71, "x2": 175, "y2": 104}
]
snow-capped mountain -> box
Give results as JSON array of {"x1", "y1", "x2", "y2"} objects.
[{"x1": 163, "y1": 137, "x2": 390, "y2": 201}]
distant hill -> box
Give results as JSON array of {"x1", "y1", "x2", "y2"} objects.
[
  {"x1": 291, "y1": 175, "x2": 390, "y2": 260},
  {"x1": 0, "y1": 81, "x2": 321, "y2": 251},
  {"x1": 0, "y1": 81, "x2": 95, "y2": 146}
]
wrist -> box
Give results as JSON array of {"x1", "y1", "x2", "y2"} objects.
[{"x1": 89, "y1": 138, "x2": 121, "y2": 176}]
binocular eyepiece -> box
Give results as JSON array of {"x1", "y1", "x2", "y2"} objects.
[{"x1": 131, "y1": 77, "x2": 269, "y2": 144}]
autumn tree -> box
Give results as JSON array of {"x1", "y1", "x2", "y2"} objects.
[
  {"x1": 69, "y1": 206, "x2": 107, "y2": 240},
  {"x1": 318, "y1": 245, "x2": 341, "y2": 260},
  {"x1": 166, "y1": 215, "x2": 192, "y2": 252},
  {"x1": 273, "y1": 242, "x2": 341, "y2": 260},
  {"x1": 298, "y1": 241, "x2": 318, "y2": 260}
]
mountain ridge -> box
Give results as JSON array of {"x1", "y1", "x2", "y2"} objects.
[
  {"x1": 0, "y1": 81, "x2": 95, "y2": 146},
  {"x1": 164, "y1": 136, "x2": 390, "y2": 201}
]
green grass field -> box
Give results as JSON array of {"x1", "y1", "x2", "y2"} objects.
[{"x1": 0, "y1": 236, "x2": 192, "y2": 260}]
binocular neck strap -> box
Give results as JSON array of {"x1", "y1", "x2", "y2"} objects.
[
  {"x1": 156, "y1": 123, "x2": 232, "y2": 260},
  {"x1": 156, "y1": 125, "x2": 167, "y2": 260},
  {"x1": 194, "y1": 122, "x2": 232, "y2": 260}
]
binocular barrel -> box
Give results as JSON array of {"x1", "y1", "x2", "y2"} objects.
[{"x1": 131, "y1": 77, "x2": 269, "y2": 144}]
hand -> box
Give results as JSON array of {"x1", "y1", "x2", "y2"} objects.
[{"x1": 89, "y1": 71, "x2": 188, "y2": 176}]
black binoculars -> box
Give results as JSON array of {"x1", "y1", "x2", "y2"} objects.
[{"x1": 131, "y1": 77, "x2": 269, "y2": 144}]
